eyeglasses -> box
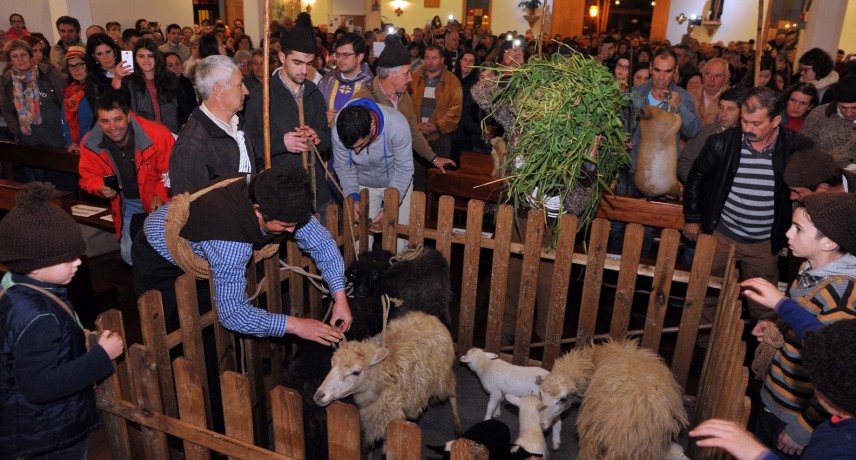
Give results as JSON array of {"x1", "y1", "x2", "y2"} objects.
[
  {"x1": 616, "y1": 63, "x2": 630, "y2": 69},
  {"x1": 11, "y1": 19, "x2": 24, "y2": 24},
  {"x1": 788, "y1": 97, "x2": 810, "y2": 107},
  {"x1": 799, "y1": 65, "x2": 814, "y2": 73},
  {"x1": 332, "y1": 52, "x2": 357, "y2": 60},
  {"x1": 67, "y1": 62, "x2": 86, "y2": 70}
]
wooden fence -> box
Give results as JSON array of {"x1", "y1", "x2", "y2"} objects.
[{"x1": 94, "y1": 188, "x2": 747, "y2": 459}]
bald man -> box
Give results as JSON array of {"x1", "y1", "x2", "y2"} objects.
[{"x1": 689, "y1": 57, "x2": 730, "y2": 126}]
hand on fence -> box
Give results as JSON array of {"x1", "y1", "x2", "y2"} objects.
[
  {"x1": 287, "y1": 317, "x2": 343, "y2": 346},
  {"x1": 97, "y1": 330, "x2": 125, "y2": 360},
  {"x1": 740, "y1": 278, "x2": 784, "y2": 311},
  {"x1": 689, "y1": 419, "x2": 768, "y2": 460}
]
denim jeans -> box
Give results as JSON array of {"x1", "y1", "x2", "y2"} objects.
[{"x1": 121, "y1": 197, "x2": 144, "y2": 266}]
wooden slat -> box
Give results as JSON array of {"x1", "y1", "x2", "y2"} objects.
[
  {"x1": 97, "y1": 395, "x2": 293, "y2": 459},
  {"x1": 408, "y1": 190, "x2": 427, "y2": 246},
  {"x1": 387, "y1": 420, "x2": 421, "y2": 459},
  {"x1": 137, "y1": 290, "x2": 178, "y2": 418},
  {"x1": 671, "y1": 233, "x2": 716, "y2": 388},
  {"x1": 173, "y1": 273, "x2": 211, "y2": 428},
  {"x1": 271, "y1": 386, "x2": 305, "y2": 458},
  {"x1": 326, "y1": 402, "x2": 361, "y2": 460},
  {"x1": 450, "y1": 438, "x2": 489, "y2": 460},
  {"x1": 577, "y1": 218, "x2": 610, "y2": 343},
  {"x1": 457, "y1": 199, "x2": 485, "y2": 356},
  {"x1": 287, "y1": 239, "x2": 306, "y2": 318},
  {"x1": 173, "y1": 357, "x2": 212, "y2": 460},
  {"x1": 308, "y1": 257, "x2": 322, "y2": 319},
  {"x1": 222, "y1": 371, "x2": 255, "y2": 443},
  {"x1": 608, "y1": 223, "x2": 644, "y2": 339},
  {"x1": 596, "y1": 194, "x2": 684, "y2": 229},
  {"x1": 264, "y1": 255, "x2": 285, "y2": 394},
  {"x1": 358, "y1": 189, "x2": 369, "y2": 253},
  {"x1": 129, "y1": 344, "x2": 170, "y2": 459},
  {"x1": 342, "y1": 196, "x2": 357, "y2": 268},
  {"x1": 436, "y1": 195, "x2": 455, "y2": 264},
  {"x1": 94, "y1": 310, "x2": 133, "y2": 460},
  {"x1": 209, "y1": 278, "x2": 238, "y2": 374},
  {"x1": 542, "y1": 213, "x2": 577, "y2": 369},
  {"x1": 382, "y1": 187, "x2": 401, "y2": 254},
  {"x1": 243, "y1": 261, "x2": 268, "y2": 447},
  {"x1": 485, "y1": 204, "x2": 514, "y2": 354},
  {"x1": 512, "y1": 210, "x2": 544, "y2": 366},
  {"x1": 640, "y1": 228, "x2": 680, "y2": 351}
]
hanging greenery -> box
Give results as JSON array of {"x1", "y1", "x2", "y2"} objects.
[{"x1": 487, "y1": 49, "x2": 630, "y2": 238}]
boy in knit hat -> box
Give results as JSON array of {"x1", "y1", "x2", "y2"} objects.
[
  {"x1": 707, "y1": 192, "x2": 856, "y2": 458},
  {"x1": 690, "y1": 318, "x2": 856, "y2": 459},
  {"x1": 783, "y1": 147, "x2": 856, "y2": 200},
  {"x1": 0, "y1": 182, "x2": 124, "y2": 459}
]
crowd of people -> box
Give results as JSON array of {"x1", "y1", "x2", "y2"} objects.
[{"x1": 0, "y1": 8, "x2": 855, "y2": 460}]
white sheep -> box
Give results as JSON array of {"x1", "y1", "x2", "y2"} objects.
[
  {"x1": 537, "y1": 345, "x2": 594, "y2": 437},
  {"x1": 313, "y1": 311, "x2": 462, "y2": 448},
  {"x1": 459, "y1": 347, "x2": 563, "y2": 450},
  {"x1": 505, "y1": 394, "x2": 548, "y2": 459}
]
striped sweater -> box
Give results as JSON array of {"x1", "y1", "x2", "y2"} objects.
[{"x1": 761, "y1": 255, "x2": 856, "y2": 446}]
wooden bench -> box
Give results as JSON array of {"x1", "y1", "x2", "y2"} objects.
[
  {"x1": 597, "y1": 195, "x2": 685, "y2": 230},
  {"x1": 0, "y1": 140, "x2": 81, "y2": 177},
  {"x1": 426, "y1": 151, "x2": 503, "y2": 219},
  {"x1": 0, "y1": 179, "x2": 114, "y2": 232}
]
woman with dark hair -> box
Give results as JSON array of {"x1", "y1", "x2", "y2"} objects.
[
  {"x1": 798, "y1": 47, "x2": 838, "y2": 103},
  {"x1": 780, "y1": 82, "x2": 818, "y2": 132},
  {"x1": 235, "y1": 34, "x2": 253, "y2": 51},
  {"x1": 111, "y1": 38, "x2": 190, "y2": 133},
  {"x1": 199, "y1": 32, "x2": 225, "y2": 58},
  {"x1": 84, "y1": 33, "x2": 120, "y2": 118},
  {"x1": 613, "y1": 54, "x2": 631, "y2": 91},
  {"x1": 21, "y1": 34, "x2": 49, "y2": 64},
  {"x1": 62, "y1": 46, "x2": 92, "y2": 152},
  {"x1": 631, "y1": 65, "x2": 651, "y2": 88},
  {"x1": 680, "y1": 71, "x2": 702, "y2": 94}
]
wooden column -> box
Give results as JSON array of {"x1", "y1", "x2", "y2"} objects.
[
  {"x1": 649, "y1": 0, "x2": 672, "y2": 42},
  {"x1": 551, "y1": 0, "x2": 586, "y2": 38}
]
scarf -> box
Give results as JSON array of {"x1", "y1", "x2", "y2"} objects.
[
  {"x1": 11, "y1": 66, "x2": 42, "y2": 136},
  {"x1": 64, "y1": 81, "x2": 85, "y2": 143}
]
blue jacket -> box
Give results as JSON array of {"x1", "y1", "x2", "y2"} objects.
[{"x1": 0, "y1": 273, "x2": 114, "y2": 458}]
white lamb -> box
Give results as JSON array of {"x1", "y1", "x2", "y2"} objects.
[
  {"x1": 459, "y1": 347, "x2": 562, "y2": 450},
  {"x1": 313, "y1": 311, "x2": 462, "y2": 449},
  {"x1": 505, "y1": 394, "x2": 548, "y2": 459}
]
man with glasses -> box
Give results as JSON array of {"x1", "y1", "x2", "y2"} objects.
[
  {"x1": 318, "y1": 33, "x2": 373, "y2": 128},
  {"x1": 802, "y1": 73, "x2": 856, "y2": 168}
]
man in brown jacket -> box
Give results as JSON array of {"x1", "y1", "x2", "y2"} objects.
[
  {"x1": 409, "y1": 44, "x2": 463, "y2": 191},
  {"x1": 353, "y1": 35, "x2": 455, "y2": 192}
]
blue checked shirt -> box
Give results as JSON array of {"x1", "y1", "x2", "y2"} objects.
[{"x1": 144, "y1": 203, "x2": 346, "y2": 337}]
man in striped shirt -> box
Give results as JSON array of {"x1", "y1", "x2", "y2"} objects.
[{"x1": 684, "y1": 86, "x2": 801, "y2": 321}]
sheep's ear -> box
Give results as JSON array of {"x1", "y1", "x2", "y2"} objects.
[
  {"x1": 505, "y1": 394, "x2": 520, "y2": 407},
  {"x1": 535, "y1": 375, "x2": 544, "y2": 386},
  {"x1": 369, "y1": 348, "x2": 389, "y2": 366},
  {"x1": 485, "y1": 352, "x2": 499, "y2": 360}
]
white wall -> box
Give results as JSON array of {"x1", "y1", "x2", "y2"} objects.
[
  {"x1": 666, "y1": 0, "x2": 771, "y2": 45},
  {"x1": 839, "y1": 0, "x2": 856, "y2": 54},
  {"x1": 7, "y1": 0, "x2": 59, "y2": 42}
]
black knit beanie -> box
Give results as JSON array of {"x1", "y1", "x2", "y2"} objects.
[
  {"x1": 784, "y1": 148, "x2": 840, "y2": 189},
  {"x1": 803, "y1": 319, "x2": 856, "y2": 415},
  {"x1": 251, "y1": 166, "x2": 312, "y2": 224},
  {"x1": 378, "y1": 33, "x2": 410, "y2": 68},
  {"x1": 0, "y1": 182, "x2": 85, "y2": 274},
  {"x1": 802, "y1": 192, "x2": 856, "y2": 255},
  {"x1": 282, "y1": 12, "x2": 317, "y2": 55}
]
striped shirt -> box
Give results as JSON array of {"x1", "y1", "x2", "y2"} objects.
[
  {"x1": 143, "y1": 203, "x2": 346, "y2": 337},
  {"x1": 719, "y1": 136, "x2": 776, "y2": 242}
]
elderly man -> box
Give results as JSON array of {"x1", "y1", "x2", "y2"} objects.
[
  {"x1": 801, "y1": 73, "x2": 856, "y2": 167},
  {"x1": 353, "y1": 34, "x2": 455, "y2": 180},
  {"x1": 689, "y1": 57, "x2": 730, "y2": 126},
  {"x1": 50, "y1": 16, "x2": 83, "y2": 71},
  {"x1": 442, "y1": 29, "x2": 461, "y2": 74},
  {"x1": 170, "y1": 55, "x2": 255, "y2": 195},
  {"x1": 684, "y1": 86, "x2": 800, "y2": 321},
  {"x1": 409, "y1": 44, "x2": 462, "y2": 192},
  {"x1": 784, "y1": 147, "x2": 856, "y2": 199}
]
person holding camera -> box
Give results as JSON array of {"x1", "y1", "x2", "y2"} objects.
[{"x1": 78, "y1": 91, "x2": 173, "y2": 265}]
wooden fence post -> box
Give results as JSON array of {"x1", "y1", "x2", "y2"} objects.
[
  {"x1": 129, "y1": 344, "x2": 170, "y2": 459},
  {"x1": 271, "y1": 386, "x2": 305, "y2": 458},
  {"x1": 173, "y1": 357, "x2": 212, "y2": 460},
  {"x1": 457, "y1": 199, "x2": 485, "y2": 356},
  {"x1": 94, "y1": 309, "x2": 133, "y2": 459},
  {"x1": 326, "y1": 402, "x2": 361, "y2": 460},
  {"x1": 386, "y1": 420, "x2": 421, "y2": 459}
]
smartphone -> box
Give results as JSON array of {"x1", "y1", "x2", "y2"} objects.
[
  {"x1": 120, "y1": 50, "x2": 134, "y2": 72},
  {"x1": 103, "y1": 174, "x2": 120, "y2": 192}
]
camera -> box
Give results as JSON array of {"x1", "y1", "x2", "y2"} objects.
[{"x1": 688, "y1": 16, "x2": 702, "y2": 26}]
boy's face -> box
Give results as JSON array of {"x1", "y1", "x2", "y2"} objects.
[
  {"x1": 31, "y1": 259, "x2": 81, "y2": 285},
  {"x1": 785, "y1": 208, "x2": 831, "y2": 259}
]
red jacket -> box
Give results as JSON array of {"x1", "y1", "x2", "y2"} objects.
[{"x1": 78, "y1": 113, "x2": 173, "y2": 238}]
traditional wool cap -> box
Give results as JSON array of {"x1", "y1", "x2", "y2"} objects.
[
  {"x1": 282, "y1": 12, "x2": 317, "y2": 55},
  {"x1": 377, "y1": 33, "x2": 410, "y2": 68},
  {"x1": 0, "y1": 182, "x2": 85, "y2": 274},
  {"x1": 251, "y1": 166, "x2": 312, "y2": 224},
  {"x1": 65, "y1": 45, "x2": 87, "y2": 61},
  {"x1": 833, "y1": 73, "x2": 856, "y2": 103},
  {"x1": 784, "y1": 148, "x2": 840, "y2": 188},
  {"x1": 803, "y1": 319, "x2": 856, "y2": 415},
  {"x1": 801, "y1": 192, "x2": 856, "y2": 255}
]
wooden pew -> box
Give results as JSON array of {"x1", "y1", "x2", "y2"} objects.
[
  {"x1": 426, "y1": 151, "x2": 503, "y2": 219},
  {"x1": 0, "y1": 141, "x2": 80, "y2": 178},
  {"x1": 0, "y1": 178, "x2": 114, "y2": 232}
]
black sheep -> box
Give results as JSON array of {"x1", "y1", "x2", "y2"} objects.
[{"x1": 427, "y1": 419, "x2": 513, "y2": 460}]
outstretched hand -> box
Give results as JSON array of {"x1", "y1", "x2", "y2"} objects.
[
  {"x1": 432, "y1": 157, "x2": 456, "y2": 173},
  {"x1": 287, "y1": 316, "x2": 343, "y2": 346},
  {"x1": 740, "y1": 278, "x2": 784, "y2": 310},
  {"x1": 689, "y1": 419, "x2": 768, "y2": 460}
]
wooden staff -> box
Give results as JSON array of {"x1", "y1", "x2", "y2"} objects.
[
  {"x1": 297, "y1": 95, "x2": 318, "y2": 212},
  {"x1": 263, "y1": 0, "x2": 271, "y2": 169},
  {"x1": 537, "y1": 0, "x2": 548, "y2": 55},
  {"x1": 755, "y1": 0, "x2": 773, "y2": 87}
]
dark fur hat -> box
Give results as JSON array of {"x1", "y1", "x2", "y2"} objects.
[{"x1": 803, "y1": 319, "x2": 856, "y2": 415}]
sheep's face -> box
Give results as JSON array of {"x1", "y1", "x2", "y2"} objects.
[
  {"x1": 345, "y1": 252, "x2": 392, "y2": 300},
  {"x1": 459, "y1": 347, "x2": 496, "y2": 366},
  {"x1": 314, "y1": 344, "x2": 389, "y2": 406},
  {"x1": 537, "y1": 349, "x2": 594, "y2": 430}
]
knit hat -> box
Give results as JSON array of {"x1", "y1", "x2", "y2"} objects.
[
  {"x1": 833, "y1": 73, "x2": 856, "y2": 103},
  {"x1": 784, "y1": 148, "x2": 840, "y2": 188},
  {"x1": 801, "y1": 192, "x2": 856, "y2": 255},
  {"x1": 377, "y1": 33, "x2": 409, "y2": 68},
  {"x1": 0, "y1": 182, "x2": 85, "y2": 274},
  {"x1": 802, "y1": 319, "x2": 856, "y2": 415},
  {"x1": 65, "y1": 45, "x2": 86, "y2": 61},
  {"x1": 281, "y1": 12, "x2": 317, "y2": 55},
  {"x1": 251, "y1": 166, "x2": 312, "y2": 224}
]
